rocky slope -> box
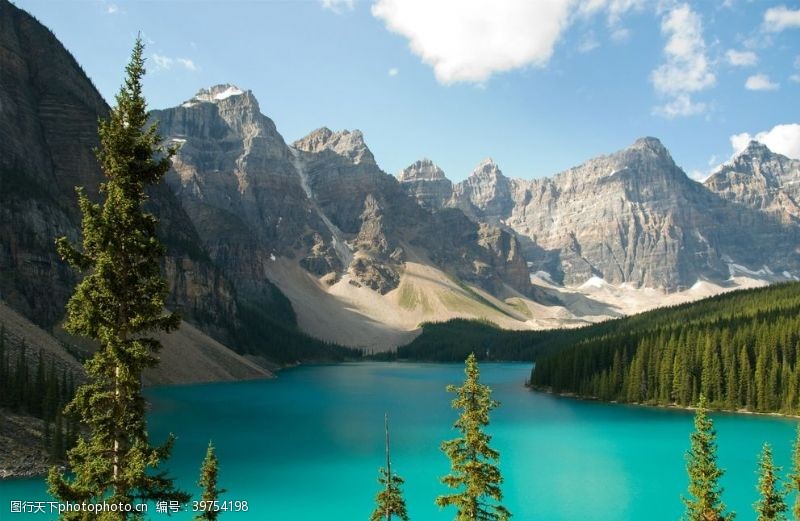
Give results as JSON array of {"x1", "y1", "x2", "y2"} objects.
[{"x1": 705, "y1": 141, "x2": 800, "y2": 224}]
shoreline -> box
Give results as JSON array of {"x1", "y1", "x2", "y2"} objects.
[{"x1": 529, "y1": 385, "x2": 800, "y2": 420}]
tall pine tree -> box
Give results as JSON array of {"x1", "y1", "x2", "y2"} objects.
[
  {"x1": 370, "y1": 413, "x2": 409, "y2": 521},
  {"x1": 47, "y1": 37, "x2": 188, "y2": 518},
  {"x1": 754, "y1": 443, "x2": 787, "y2": 521},
  {"x1": 436, "y1": 353, "x2": 510, "y2": 521},
  {"x1": 196, "y1": 442, "x2": 226, "y2": 521},
  {"x1": 682, "y1": 396, "x2": 735, "y2": 521}
]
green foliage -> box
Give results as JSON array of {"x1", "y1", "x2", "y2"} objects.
[
  {"x1": 682, "y1": 397, "x2": 734, "y2": 521},
  {"x1": 381, "y1": 319, "x2": 552, "y2": 362},
  {"x1": 233, "y1": 299, "x2": 362, "y2": 363},
  {"x1": 530, "y1": 282, "x2": 800, "y2": 414},
  {"x1": 47, "y1": 37, "x2": 188, "y2": 518},
  {"x1": 370, "y1": 467, "x2": 409, "y2": 521},
  {"x1": 436, "y1": 354, "x2": 510, "y2": 521},
  {"x1": 0, "y1": 325, "x2": 78, "y2": 462},
  {"x1": 755, "y1": 443, "x2": 787, "y2": 521},
  {"x1": 196, "y1": 442, "x2": 226, "y2": 521},
  {"x1": 789, "y1": 427, "x2": 800, "y2": 521}
]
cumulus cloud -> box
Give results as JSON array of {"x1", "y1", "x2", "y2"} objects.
[
  {"x1": 725, "y1": 49, "x2": 758, "y2": 67},
  {"x1": 763, "y1": 5, "x2": 800, "y2": 32},
  {"x1": 745, "y1": 73, "x2": 779, "y2": 91},
  {"x1": 651, "y1": 4, "x2": 715, "y2": 118},
  {"x1": 730, "y1": 124, "x2": 800, "y2": 159},
  {"x1": 371, "y1": 0, "x2": 576, "y2": 85},
  {"x1": 320, "y1": 0, "x2": 354, "y2": 13},
  {"x1": 791, "y1": 74, "x2": 800, "y2": 83},
  {"x1": 151, "y1": 54, "x2": 198, "y2": 72}
]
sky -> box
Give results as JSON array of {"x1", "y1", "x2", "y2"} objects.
[{"x1": 14, "y1": 0, "x2": 800, "y2": 182}]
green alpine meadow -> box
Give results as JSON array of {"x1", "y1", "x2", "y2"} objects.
[{"x1": 2, "y1": 1, "x2": 800, "y2": 520}]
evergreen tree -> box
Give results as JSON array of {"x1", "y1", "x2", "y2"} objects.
[
  {"x1": 196, "y1": 442, "x2": 226, "y2": 521},
  {"x1": 754, "y1": 443, "x2": 787, "y2": 521},
  {"x1": 682, "y1": 396, "x2": 734, "y2": 521},
  {"x1": 47, "y1": 37, "x2": 188, "y2": 518},
  {"x1": 370, "y1": 414, "x2": 409, "y2": 521},
  {"x1": 789, "y1": 426, "x2": 800, "y2": 521},
  {"x1": 436, "y1": 353, "x2": 510, "y2": 521}
]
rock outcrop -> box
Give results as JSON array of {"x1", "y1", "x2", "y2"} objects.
[
  {"x1": 704, "y1": 141, "x2": 800, "y2": 224},
  {"x1": 397, "y1": 159, "x2": 453, "y2": 210}
]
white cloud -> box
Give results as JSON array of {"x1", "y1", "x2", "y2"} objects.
[
  {"x1": 610, "y1": 27, "x2": 631, "y2": 42},
  {"x1": 151, "y1": 53, "x2": 198, "y2": 72},
  {"x1": 688, "y1": 169, "x2": 710, "y2": 182},
  {"x1": 371, "y1": 0, "x2": 642, "y2": 85},
  {"x1": 791, "y1": 74, "x2": 800, "y2": 83},
  {"x1": 388, "y1": 67, "x2": 399, "y2": 77},
  {"x1": 578, "y1": 33, "x2": 600, "y2": 53},
  {"x1": 745, "y1": 73, "x2": 779, "y2": 91},
  {"x1": 579, "y1": 0, "x2": 642, "y2": 26},
  {"x1": 763, "y1": 5, "x2": 800, "y2": 32},
  {"x1": 730, "y1": 124, "x2": 800, "y2": 159},
  {"x1": 650, "y1": 4, "x2": 715, "y2": 118},
  {"x1": 320, "y1": 0, "x2": 354, "y2": 13},
  {"x1": 725, "y1": 49, "x2": 758, "y2": 67},
  {"x1": 106, "y1": 4, "x2": 118, "y2": 14},
  {"x1": 653, "y1": 94, "x2": 707, "y2": 119},
  {"x1": 371, "y1": 0, "x2": 576, "y2": 85}
]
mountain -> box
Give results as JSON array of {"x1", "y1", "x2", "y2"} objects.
[
  {"x1": 3, "y1": 0, "x2": 800, "y2": 359},
  {"x1": 153, "y1": 89, "x2": 543, "y2": 348},
  {"x1": 431, "y1": 137, "x2": 799, "y2": 291},
  {"x1": 0, "y1": 0, "x2": 343, "y2": 379},
  {"x1": 704, "y1": 140, "x2": 800, "y2": 224}
]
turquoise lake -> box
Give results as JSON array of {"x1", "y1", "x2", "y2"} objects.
[{"x1": 2, "y1": 362, "x2": 799, "y2": 520}]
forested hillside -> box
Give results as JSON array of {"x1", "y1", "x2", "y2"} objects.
[{"x1": 530, "y1": 282, "x2": 800, "y2": 414}]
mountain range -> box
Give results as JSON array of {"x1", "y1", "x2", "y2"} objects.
[{"x1": 1, "y1": 0, "x2": 799, "y2": 382}]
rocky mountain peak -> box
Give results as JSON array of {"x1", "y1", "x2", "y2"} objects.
[
  {"x1": 293, "y1": 127, "x2": 375, "y2": 165},
  {"x1": 629, "y1": 136, "x2": 669, "y2": 156},
  {"x1": 470, "y1": 158, "x2": 504, "y2": 179},
  {"x1": 397, "y1": 158, "x2": 447, "y2": 182},
  {"x1": 181, "y1": 84, "x2": 255, "y2": 108}
]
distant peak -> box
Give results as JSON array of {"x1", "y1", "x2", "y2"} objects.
[
  {"x1": 740, "y1": 140, "x2": 772, "y2": 156},
  {"x1": 471, "y1": 158, "x2": 504, "y2": 178},
  {"x1": 181, "y1": 84, "x2": 251, "y2": 107},
  {"x1": 293, "y1": 127, "x2": 374, "y2": 164},
  {"x1": 630, "y1": 136, "x2": 668, "y2": 154},
  {"x1": 397, "y1": 158, "x2": 447, "y2": 182}
]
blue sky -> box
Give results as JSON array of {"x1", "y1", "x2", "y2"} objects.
[{"x1": 15, "y1": 0, "x2": 800, "y2": 181}]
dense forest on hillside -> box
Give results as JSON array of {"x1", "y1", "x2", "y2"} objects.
[
  {"x1": 0, "y1": 326, "x2": 79, "y2": 461},
  {"x1": 530, "y1": 282, "x2": 800, "y2": 414}
]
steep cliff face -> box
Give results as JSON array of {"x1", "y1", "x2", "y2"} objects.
[
  {"x1": 0, "y1": 3, "x2": 264, "y2": 361},
  {"x1": 448, "y1": 137, "x2": 800, "y2": 290},
  {"x1": 705, "y1": 141, "x2": 800, "y2": 224},
  {"x1": 397, "y1": 159, "x2": 453, "y2": 211}
]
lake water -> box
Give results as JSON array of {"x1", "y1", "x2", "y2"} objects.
[{"x1": 2, "y1": 362, "x2": 798, "y2": 520}]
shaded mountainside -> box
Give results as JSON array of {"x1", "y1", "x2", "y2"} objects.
[
  {"x1": 0, "y1": 0, "x2": 354, "y2": 369},
  {"x1": 529, "y1": 282, "x2": 800, "y2": 414}
]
